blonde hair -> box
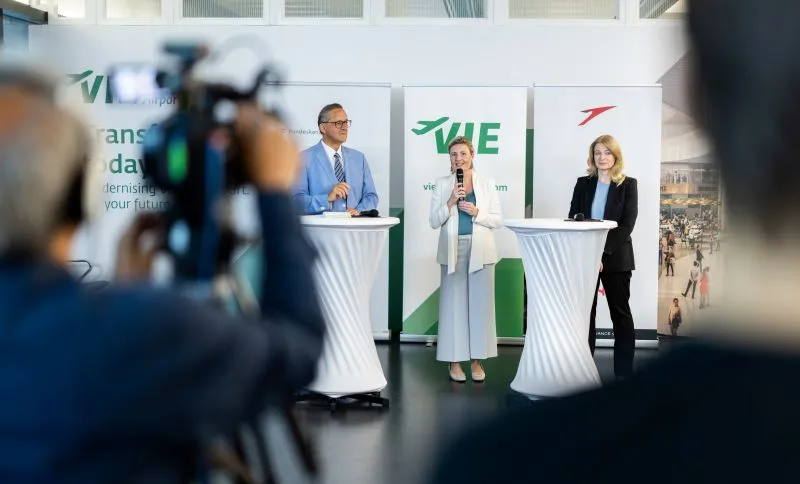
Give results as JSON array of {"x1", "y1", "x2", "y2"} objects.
[
  {"x1": 448, "y1": 136, "x2": 474, "y2": 155},
  {"x1": 587, "y1": 134, "x2": 626, "y2": 184}
]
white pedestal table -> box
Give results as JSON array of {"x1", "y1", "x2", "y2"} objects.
[
  {"x1": 504, "y1": 218, "x2": 617, "y2": 399},
  {"x1": 298, "y1": 215, "x2": 400, "y2": 408}
]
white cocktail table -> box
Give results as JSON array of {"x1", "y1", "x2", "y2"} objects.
[
  {"x1": 504, "y1": 218, "x2": 617, "y2": 398},
  {"x1": 299, "y1": 215, "x2": 400, "y2": 406}
]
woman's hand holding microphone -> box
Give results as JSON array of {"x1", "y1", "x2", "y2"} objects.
[
  {"x1": 447, "y1": 184, "x2": 478, "y2": 216},
  {"x1": 448, "y1": 184, "x2": 466, "y2": 210}
]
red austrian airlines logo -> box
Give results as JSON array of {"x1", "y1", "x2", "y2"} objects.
[{"x1": 578, "y1": 105, "x2": 616, "y2": 126}]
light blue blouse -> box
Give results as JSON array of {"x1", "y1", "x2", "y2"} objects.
[{"x1": 591, "y1": 181, "x2": 610, "y2": 220}]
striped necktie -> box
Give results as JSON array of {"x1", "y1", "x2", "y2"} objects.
[{"x1": 334, "y1": 153, "x2": 345, "y2": 183}]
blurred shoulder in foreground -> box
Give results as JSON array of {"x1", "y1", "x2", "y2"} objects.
[{"x1": 428, "y1": 1, "x2": 800, "y2": 482}]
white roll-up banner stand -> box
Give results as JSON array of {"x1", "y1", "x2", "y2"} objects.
[
  {"x1": 28, "y1": 28, "x2": 393, "y2": 339},
  {"x1": 402, "y1": 85, "x2": 528, "y2": 342},
  {"x1": 532, "y1": 85, "x2": 662, "y2": 347},
  {"x1": 250, "y1": 82, "x2": 393, "y2": 339}
]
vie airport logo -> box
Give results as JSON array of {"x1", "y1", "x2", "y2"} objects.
[
  {"x1": 66, "y1": 70, "x2": 114, "y2": 104},
  {"x1": 412, "y1": 117, "x2": 501, "y2": 154},
  {"x1": 66, "y1": 69, "x2": 178, "y2": 106},
  {"x1": 578, "y1": 105, "x2": 616, "y2": 126}
]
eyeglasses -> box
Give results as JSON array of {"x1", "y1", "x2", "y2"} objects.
[{"x1": 324, "y1": 119, "x2": 352, "y2": 129}]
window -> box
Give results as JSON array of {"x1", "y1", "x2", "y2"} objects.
[
  {"x1": 385, "y1": 0, "x2": 486, "y2": 18},
  {"x1": 2, "y1": 16, "x2": 30, "y2": 51},
  {"x1": 182, "y1": 0, "x2": 263, "y2": 18},
  {"x1": 37, "y1": 0, "x2": 86, "y2": 18},
  {"x1": 509, "y1": 0, "x2": 618, "y2": 20},
  {"x1": 105, "y1": 0, "x2": 161, "y2": 19},
  {"x1": 283, "y1": 0, "x2": 363, "y2": 18},
  {"x1": 640, "y1": 0, "x2": 685, "y2": 19}
]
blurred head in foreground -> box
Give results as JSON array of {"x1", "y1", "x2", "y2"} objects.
[
  {"x1": 0, "y1": 62, "x2": 94, "y2": 264},
  {"x1": 687, "y1": 0, "x2": 800, "y2": 336}
]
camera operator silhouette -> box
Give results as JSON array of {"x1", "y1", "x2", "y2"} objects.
[{"x1": 0, "y1": 64, "x2": 325, "y2": 482}]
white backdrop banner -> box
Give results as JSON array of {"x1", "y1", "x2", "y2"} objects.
[
  {"x1": 403, "y1": 86, "x2": 527, "y2": 339},
  {"x1": 267, "y1": 83, "x2": 392, "y2": 338},
  {"x1": 28, "y1": 29, "x2": 393, "y2": 337},
  {"x1": 532, "y1": 84, "x2": 662, "y2": 342}
]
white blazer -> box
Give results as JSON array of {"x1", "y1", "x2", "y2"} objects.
[{"x1": 429, "y1": 170, "x2": 503, "y2": 275}]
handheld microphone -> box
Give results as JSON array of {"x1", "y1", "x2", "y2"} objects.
[{"x1": 456, "y1": 168, "x2": 465, "y2": 202}]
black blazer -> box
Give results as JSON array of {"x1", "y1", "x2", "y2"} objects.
[{"x1": 568, "y1": 175, "x2": 638, "y2": 272}]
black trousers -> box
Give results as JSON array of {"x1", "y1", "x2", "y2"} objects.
[
  {"x1": 683, "y1": 279, "x2": 697, "y2": 298},
  {"x1": 589, "y1": 271, "x2": 635, "y2": 379}
]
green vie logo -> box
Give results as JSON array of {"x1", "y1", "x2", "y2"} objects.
[
  {"x1": 67, "y1": 70, "x2": 114, "y2": 104},
  {"x1": 412, "y1": 117, "x2": 500, "y2": 154}
]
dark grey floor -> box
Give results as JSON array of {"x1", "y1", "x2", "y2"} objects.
[{"x1": 277, "y1": 342, "x2": 661, "y2": 484}]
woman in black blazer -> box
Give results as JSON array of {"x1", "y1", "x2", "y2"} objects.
[{"x1": 569, "y1": 134, "x2": 638, "y2": 379}]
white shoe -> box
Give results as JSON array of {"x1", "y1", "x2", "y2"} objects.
[
  {"x1": 449, "y1": 363, "x2": 466, "y2": 382},
  {"x1": 471, "y1": 364, "x2": 485, "y2": 382}
]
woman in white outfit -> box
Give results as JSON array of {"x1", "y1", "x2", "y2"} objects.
[{"x1": 429, "y1": 136, "x2": 503, "y2": 383}]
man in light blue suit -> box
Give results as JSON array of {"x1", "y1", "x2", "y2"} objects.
[{"x1": 292, "y1": 103, "x2": 379, "y2": 215}]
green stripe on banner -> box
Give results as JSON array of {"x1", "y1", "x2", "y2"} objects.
[
  {"x1": 495, "y1": 258, "x2": 524, "y2": 337},
  {"x1": 525, "y1": 128, "x2": 534, "y2": 209},
  {"x1": 388, "y1": 207, "x2": 404, "y2": 333},
  {"x1": 402, "y1": 258, "x2": 525, "y2": 338},
  {"x1": 402, "y1": 285, "x2": 440, "y2": 336}
]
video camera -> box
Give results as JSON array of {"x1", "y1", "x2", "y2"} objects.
[{"x1": 107, "y1": 40, "x2": 282, "y2": 282}]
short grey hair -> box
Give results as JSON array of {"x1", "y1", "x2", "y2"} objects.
[
  {"x1": 0, "y1": 86, "x2": 88, "y2": 253},
  {"x1": 317, "y1": 103, "x2": 344, "y2": 128}
]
